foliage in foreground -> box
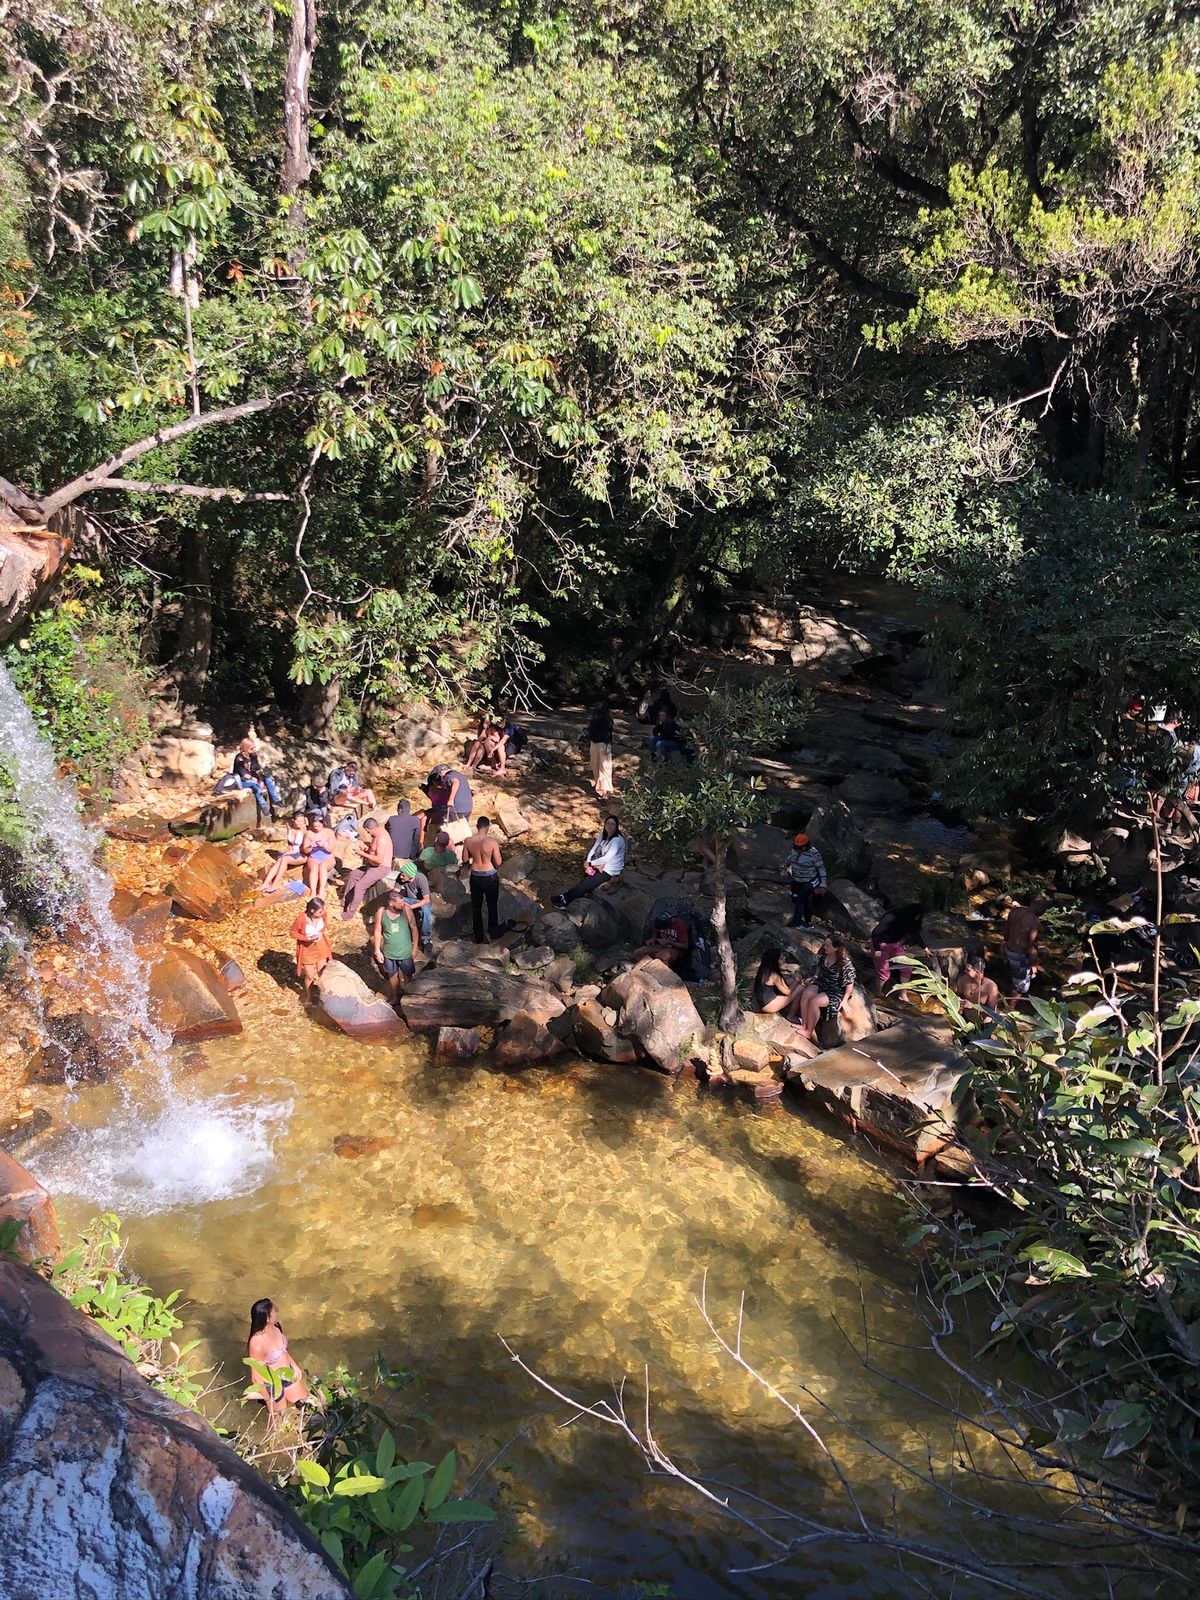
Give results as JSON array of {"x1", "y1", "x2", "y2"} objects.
[
  {"x1": 910, "y1": 949, "x2": 1200, "y2": 1499},
  {"x1": 8, "y1": 1215, "x2": 494, "y2": 1599}
]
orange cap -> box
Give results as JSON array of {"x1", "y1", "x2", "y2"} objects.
[{"x1": 794, "y1": 832, "x2": 809, "y2": 847}]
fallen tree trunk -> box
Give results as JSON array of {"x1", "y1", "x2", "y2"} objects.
[{"x1": 0, "y1": 508, "x2": 80, "y2": 646}]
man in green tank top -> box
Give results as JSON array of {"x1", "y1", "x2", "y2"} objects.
[{"x1": 372, "y1": 888, "x2": 417, "y2": 1001}]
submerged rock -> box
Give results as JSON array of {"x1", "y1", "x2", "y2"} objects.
[
  {"x1": 333, "y1": 1133, "x2": 393, "y2": 1159},
  {"x1": 569, "y1": 998, "x2": 639, "y2": 1063},
  {"x1": 493, "y1": 1012, "x2": 567, "y2": 1068},
  {"x1": 149, "y1": 947, "x2": 243, "y2": 1043},
  {"x1": 317, "y1": 960, "x2": 408, "y2": 1042},
  {"x1": 0, "y1": 1257, "x2": 350, "y2": 1600},
  {"x1": 434, "y1": 1026, "x2": 483, "y2": 1062}
]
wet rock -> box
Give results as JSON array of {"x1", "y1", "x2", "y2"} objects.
[
  {"x1": 493, "y1": 1013, "x2": 567, "y2": 1069},
  {"x1": 401, "y1": 967, "x2": 564, "y2": 1030},
  {"x1": 109, "y1": 886, "x2": 172, "y2": 946},
  {"x1": 166, "y1": 842, "x2": 254, "y2": 922},
  {"x1": 827, "y1": 878, "x2": 884, "y2": 940},
  {"x1": 601, "y1": 959, "x2": 705, "y2": 1073},
  {"x1": 512, "y1": 944, "x2": 555, "y2": 972},
  {"x1": 570, "y1": 998, "x2": 639, "y2": 1063},
  {"x1": 410, "y1": 1201, "x2": 471, "y2": 1228},
  {"x1": 34, "y1": 1012, "x2": 111, "y2": 1084},
  {"x1": 530, "y1": 912, "x2": 581, "y2": 954},
  {"x1": 103, "y1": 811, "x2": 171, "y2": 844},
  {"x1": 0, "y1": 1108, "x2": 52, "y2": 1157},
  {"x1": 148, "y1": 723, "x2": 216, "y2": 786},
  {"x1": 0, "y1": 1257, "x2": 349, "y2": 1600},
  {"x1": 168, "y1": 789, "x2": 259, "y2": 842},
  {"x1": 835, "y1": 771, "x2": 910, "y2": 808},
  {"x1": 731, "y1": 1035, "x2": 773, "y2": 1072},
  {"x1": 333, "y1": 1133, "x2": 393, "y2": 1159},
  {"x1": 806, "y1": 801, "x2": 870, "y2": 879},
  {"x1": 435, "y1": 1026, "x2": 483, "y2": 1063},
  {"x1": 0, "y1": 1151, "x2": 59, "y2": 1262},
  {"x1": 317, "y1": 961, "x2": 408, "y2": 1042},
  {"x1": 149, "y1": 947, "x2": 243, "y2": 1043}
]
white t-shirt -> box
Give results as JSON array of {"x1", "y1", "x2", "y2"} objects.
[{"x1": 587, "y1": 833, "x2": 626, "y2": 876}]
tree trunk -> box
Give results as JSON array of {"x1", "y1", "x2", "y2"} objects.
[
  {"x1": 282, "y1": 0, "x2": 317, "y2": 213},
  {"x1": 172, "y1": 522, "x2": 213, "y2": 713},
  {"x1": 712, "y1": 844, "x2": 742, "y2": 1034}
]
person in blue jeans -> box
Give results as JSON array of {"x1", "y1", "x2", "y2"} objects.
[
  {"x1": 232, "y1": 739, "x2": 282, "y2": 816},
  {"x1": 396, "y1": 858, "x2": 433, "y2": 951},
  {"x1": 649, "y1": 708, "x2": 694, "y2": 764}
]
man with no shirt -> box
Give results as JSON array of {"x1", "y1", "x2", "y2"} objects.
[
  {"x1": 1003, "y1": 895, "x2": 1047, "y2": 996},
  {"x1": 460, "y1": 816, "x2": 504, "y2": 944},
  {"x1": 956, "y1": 953, "x2": 1001, "y2": 1025}
]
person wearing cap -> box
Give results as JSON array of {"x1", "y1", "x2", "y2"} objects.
[
  {"x1": 396, "y1": 857, "x2": 433, "y2": 951},
  {"x1": 783, "y1": 832, "x2": 827, "y2": 928},
  {"x1": 371, "y1": 887, "x2": 418, "y2": 1000}
]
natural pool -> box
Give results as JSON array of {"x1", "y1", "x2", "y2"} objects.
[{"x1": 32, "y1": 1017, "x2": 1112, "y2": 1598}]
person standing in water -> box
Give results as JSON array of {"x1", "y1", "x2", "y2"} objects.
[
  {"x1": 291, "y1": 896, "x2": 332, "y2": 1002},
  {"x1": 247, "y1": 1298, "x2": 309, "y2": 1417}
]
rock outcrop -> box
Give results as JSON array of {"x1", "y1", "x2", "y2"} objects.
[
  {"x1": 0, "y1": 1257, "x2": 351, "y2": 1600},
  {"x1": 601, "y1": 960, "x2": 704, "y2": 1073},
  {"x1": 166, "y1": 843, "x2": 254, "y2": 922},
  {"x1": 148, "y1": 722, "x2": 217, "y2": 787}
]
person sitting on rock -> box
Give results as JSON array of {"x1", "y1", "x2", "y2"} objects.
[
  {"x1": 956, "y1": 951, "x2": 1001, "y2": 1029},
  {"x1": 420, "y1": 829, "x2": 459, "y2": 876},
  {"x1": 555, "y1": 814, "x2": 625, "y2": 908},
  {"x1": 328, "y1": 758, "x2": 377, "y2": 812},
  {"x1": 290, "y1": 897, "x2": 332, "y2": 1003},
  {"x1": 396, "y1": 857, "x2": 433, "y2": 952},
  {"x1": 247, "y1": 1298, "x2": 309, "y2": 1417},
  {"x1": 231, "y1": 737, "x2": 282, "y2": 818},
  {"x1": 304, "y1": 776, "x2": 331, "y2": 824},
  {"x1": 386, "y1": 797, "x2": 424, "y2": 862},
  {"x1": 302, "y1": 817, "x2": 336, "y2": 898},
  {"x1": 259, "y1": 812, "x2": 308, "y2": 895},
  {"x1": 372, "y1": 886, "x2": 418, "y2": 1001},
  {"x1": 796, "y1": 934, "x2": 856, "y2": 1041},
  {"x1": 465, "y1": 713, "x2": 507, "y2": 774},
  {"x1": 753, "y1": 946, "x2": 805, "y2": 1019},
  {"x1": 784, "y1": 833, "x2": 826, "y2": 928},
  {"x1": 649, "y1": 706, "x2": 694, "y2": 764},
  {"x1": 340, "y1": 816, "x2": 394, "y2": 920},
  {"x1": 869, "y1": 902, "x2": 927, "y2": 995},
  {"x1": 634, "y1": 913, "x2": 690, "y2": 968}
]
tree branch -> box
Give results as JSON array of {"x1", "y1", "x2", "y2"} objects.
[
  {"x1": 38, "y1": 393, "x2": 295, "y2": 518},
  {"x1": 93, "y1": 478, "x2": 291, "y2": 503}
]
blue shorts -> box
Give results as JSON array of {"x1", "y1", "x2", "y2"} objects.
[{"x1": 380, "y1": 956, "x2": 414, "y2": 978}]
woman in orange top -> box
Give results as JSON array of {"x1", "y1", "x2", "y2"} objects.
[{"x1": 290, "y1": 896, "x2": 332, "y2": 1002}]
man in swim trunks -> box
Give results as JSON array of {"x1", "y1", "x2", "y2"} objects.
[
  {"x1": 460, "y1": 815, "x2": 505, "y2": 943},
  {"x1": 372, "y1": 887, "x2": 418, "y2": 1000},
  {"x1": 956, "y1": 952, "x2": 1001, "y2": 1026},
  {"x1": 1003, "y1": 895, "x2": 1046, "y2": 996}
]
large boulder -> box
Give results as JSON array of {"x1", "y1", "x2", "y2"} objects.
[
  {"x1": 567, "y1": 894, "x2": 625, "y2": 951},
  {"x1": 835, "y1": 772, "x2": 910, "y2": 809},
  {"x1": 529, "y1": 912, "x2": 581, "y2": 954},
  {"x1": 0, "y1": 1257, "x2": 350, "y2": 1600},
  {"x1": 0, "y1": 1152, "x2": 59, "y2": 1262},
  {"x1": 391, "y1": 703, "x2": 454, "y2": 763},
  {"x1": 493, "y1": 1013, "x2": 567, "y2": 1069},
  {"x1": 317, "y1": 961, "x2": 408, "y2": 1042},
  {"x1": 149, "y1": 948, "x2": 243, "y2": 1043},
  {"x1": 148, "y1": 722, "x2": 216, "y2": 786},
  {"x1": 400, "y1": 966, "x2": 564, "y2": 1030},
  {"x1": 168, "y1": 789, "x2": 260, "y2": 841},
  {"x1": 601, "y1": 959, "x2": 705, "y2": 1073},
  {"x1": 826, "y1": 878, "x2": 884, "y2": 940},
  {"x1": 109, "y1": 887, "x2": 173, "y2": 947},
  {"x1": 166, "y1": 842, "x2": 254, "y2": 922},
  {"x1": 806, "y1": 801, "x2": 870, "y2": 879},
  {"x1": 570, "y1": 999, "x2": 639, "y2": 1063},
  {"x1": 729, "y1": 824, "x2": 790, "y2": 883}
]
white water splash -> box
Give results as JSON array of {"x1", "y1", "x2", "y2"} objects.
[{"x1": 0, "y1": 659, "x2": 282, "y2": 1214}]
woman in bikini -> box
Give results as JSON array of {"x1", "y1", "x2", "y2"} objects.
[
  {"x1": 752, "y1": 947, "x2": 806, "y2": 1020},
  {"x1": 290, "y1": 896, "x2": 332, "y2": 1002},
  {"x1": 302, "y1": 817, "x2": 336, "y2": 897},
  {"x1": 247, "y1": 1298, "x2": 309, "y2": 1418},
  {"x1": 258, "y1": 812, "x2": 308, "y2": 895}
]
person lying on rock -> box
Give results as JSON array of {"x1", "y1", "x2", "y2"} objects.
[
  {"x1": 420, "y1": 829, "x2": 458, "y2": 876},
  {"x1": 460, "y1": 815, "x2": 509, "y2": 943},
  {"x1": 396, "y1": 857, "x2": 433, "y2": 951},
  {"x1": 372, "y1": 886, "x2": 418, "y2": 1001},
  {"x1": 328, "y1": 758, "x2": 377, "y2": 812},
  {"x1": 555, "y1": 814, "x2": 625, "y2": 908},
  {"x1": 340, "y1": 816, "x2": 394, "y2": 920},
  {"x1": 302, "y1": 817, "x2": 336, "y2": 898},
  {"x1": 634, "y1": 913, "x2": 690, "y2": 968},
  {"x1": 291, "y1": 896, "x2": 332, "y2": 1003},
  {"x1": 753, "y1": 947, "x2": 806, "y2": 1020},
  {"x1": 784, "y1": 833, "x2": 826, "y2": 928},
  {"x1": 386, "y1": 797, "x2": 424, "y2": 862},
  {"x1": 956, "y1": 952, "x2": 1001, "y2": 1029},
  {"x1": 259, "y1": 812, "x2": 307, "y2": 895},
  {"x1": 232, "y1": 738, "x2": 282, "y2": 818},
  {"x1": 1003, "y1": 894, "x2": 1046, "y2": 996},
  {"x1": 796, "y1": 934, "x2": 856, "y2": 1041},
  {"x1": 247, "y1": 1298, "x2": 309, "y2": 1418}
]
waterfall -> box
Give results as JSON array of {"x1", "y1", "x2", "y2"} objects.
[{"x1": 0, "y1": 659, "x2": 285, "y2": 1215}]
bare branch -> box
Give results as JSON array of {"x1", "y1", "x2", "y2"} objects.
[{"x1": 92, "y1": 479, "x2": 291, "y2": 503}]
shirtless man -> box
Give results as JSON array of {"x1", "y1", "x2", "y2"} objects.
[
  {"x1": 460, "y1": 816, "x2": 505, "y2": 943},
  {"x1": 956, "y1": 953, "x2": 1001, "y2": 1026},
  {"x1": 1003, "y1": 895, "x2": 1046, "y2": 996},
  {"x1": 340, "y1": 815, "x2": 394, "y2": 920}
]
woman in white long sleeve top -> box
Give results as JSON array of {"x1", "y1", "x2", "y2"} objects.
[{"x1": 553, "y1": 816, "x2": 626, "y2": 908}]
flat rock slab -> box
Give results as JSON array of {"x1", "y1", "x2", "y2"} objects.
[
  {"x1": 401, "y1": 966, "x2": 565, "y2": 1030},
  {"x1": 104, "y1": 812, "x2": 171, "y2": 843},
  {"x1": 169, "y1": 789, "x2": 259, "y2": 841}
]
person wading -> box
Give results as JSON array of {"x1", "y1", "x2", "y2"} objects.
[
  {"x1": 1003, "y1": 895, "x2": 1046, "y2": 995},
  {"x1": 460, "y1": 816, "x2": 506, "y2": 944}
]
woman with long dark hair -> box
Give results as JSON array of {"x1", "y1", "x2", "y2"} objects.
[
  {"x1": 554, "y1": 815, "x2": 625, "y2": 908},
  {"x1": 246, "y1": 1298, "x2": 309, "y2": 1416},
  {"x1": 797, "y1": 934, "x2": 857, "y2": 1041},
  {"x1": 752, "y1": 947, "x2": 805, "y2": 1019},
  {"x1": 585, "y1": 701, "x2": 615, "y2": 798}
]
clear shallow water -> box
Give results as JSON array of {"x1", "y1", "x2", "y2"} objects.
[{"x1": 37, "y1": 1017, "x2": 1111, "y2": 1598}]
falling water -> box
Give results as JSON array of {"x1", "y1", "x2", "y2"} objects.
[{"x1": 0, "y1": 659, "x2": 284, "y2": 1213}]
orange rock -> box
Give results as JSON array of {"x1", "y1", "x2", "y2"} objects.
[
  {"x1": 148, "y1": 947, "x2": 243, "y2": 1043},
  {"x1": 0, "y1": 1150, "x2": 59, "y2": 1261},
  {"x1": 165, "y1": 841, "x2": 254, "y2": 921}
]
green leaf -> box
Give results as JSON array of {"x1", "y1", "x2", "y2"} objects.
[
  {"x1": 375, "y1": 1430, "x2": 396, "y2": 1477},
  {"x1": 425, "y1": 1499, "x2": 497, "y2": 1524},
  {"x1": 392, "y1": 1472, "x2": 425, "y2": 1531},
  {"x1": 1024, "y1": 1244, "x2": 1091, "y2": 1279},
  {"x1": 333, "y1": 1474, "x2": 389, "y2": 1498},
  {"x1": 423, "y1": 1448, "x2": 456, "y2": 1513},
  {"x1": 320, "y1": 1529, "x2": 344, "y2": 1568},
  {"x1": 352, "y1": 1549, "x2": 390, "y2": 1598},
  {"x1": 297, "y1": 1459, "x2": 331, "y2": 1488}
]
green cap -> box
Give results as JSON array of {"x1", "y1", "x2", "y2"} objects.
[{"x1": 397, "y1": 859, "x2": 419, "y2": 879}]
